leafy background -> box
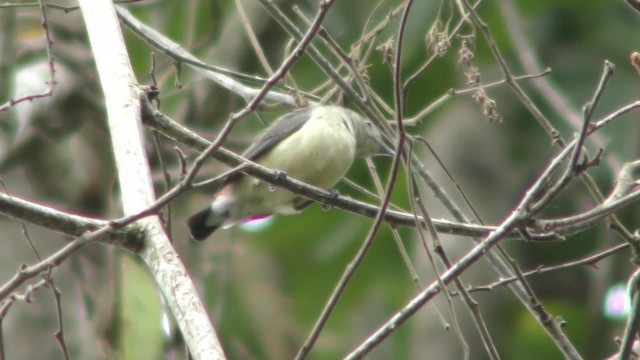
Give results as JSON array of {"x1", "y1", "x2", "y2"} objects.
[{"x1": 1, "y1": 0, "x2": 640, "y2": 359}]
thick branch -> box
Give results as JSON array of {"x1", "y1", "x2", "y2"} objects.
[
  {"x1": 0, "y1": 192, "x2": 140, "y2": 251},
  {"x1": 78, "y1": 1, "x2": 225, "y2": 359}
]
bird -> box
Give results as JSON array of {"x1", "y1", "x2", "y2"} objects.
[{"x1": 187, "y1": 104, "x2": 391, "y2": 241}]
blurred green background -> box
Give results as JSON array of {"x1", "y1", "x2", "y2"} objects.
[{"x1": 1, "y1": 0, "x2": 640, "y2": 359}]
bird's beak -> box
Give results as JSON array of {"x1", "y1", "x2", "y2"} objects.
[{"x1": 378, "y1": 138, "x2": 396, "y2": 157}]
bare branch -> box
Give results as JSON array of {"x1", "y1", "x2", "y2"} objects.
[{"x1": 78, "y1": 1, "x2": 225, "y2": 358}]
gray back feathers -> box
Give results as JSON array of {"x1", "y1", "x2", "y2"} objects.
[{"x1": 243, "y1": 107, "x2": 313, "y2": 161}]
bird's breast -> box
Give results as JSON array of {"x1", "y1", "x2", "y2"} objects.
[
  {"x1": 258, "y1": 117, "x2": 357, "y2": 188},
  {"x1": 226, "y1": 114, "x2": 357, "y2": 219}
]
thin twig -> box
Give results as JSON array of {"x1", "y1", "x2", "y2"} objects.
[
  {"x1": 452, "y1": 242, "x2": 629, "y2": 295},
  {"x1": 50, "y1": 281, "x2": 70, "y2": 360},
  {"x1": 0, "y1": 275, "x2": 52, "y2": 318},
  {"x1": 0, "y1": 0, "x2": 57, "y2": 113},
  {"x1": 234, "y1": 0, "x2": 274, "y2": 76},
  {"x1": 6, "y1": 173, "x2": 70, "y2": 360},
  {"x1": 539, "y1": 162, "x2": 640, "y2": 234},
  {"x1": 115, "y1": 6, "x2": 300, "y2": 107},
  {"x1": 463, "y1": 1, "x2": 632, "y2": 266},
  {"x1": 619, "y1": 269, "x2": 640, "y2": 359},
  {"x1": 296, "y1": 2, "x2": 414, "y2": 359},
  {"x1": 0, "y1": 234, "x2": 93, "y2": 301},
  {"x1": 403, "y1": 0, "x2": 481, "y2": 94},
  {"x1": 177, "y1": 0, "x2": 339, "y2": 193},
  {"x1": 0, "y1": 317, "x2": 4, "y2": 359},
  {"x1": 365, "y1": 158, "x2": 420, "y2": 285},
  {"x1": 498, "y1": 0, "x2": 619, "y2": 175},
  {"x1": 404, "y1": 69, "x2": 551, "y2": 126},
  {"x1": 343, "y1": 67, "x2": 631, "y2": 357},
  {"x1": 408, "y1": 174, "x2": 473, "y2": 360},
  {"x1": 568, "y1": 60, "x2": 615, "y2": 173},
  {"x1": 626, "y1": 0, "x2": 640, "y2": 15},
  {"x1": 344, "y1": 147, "x2": 582, "y2": 359}
]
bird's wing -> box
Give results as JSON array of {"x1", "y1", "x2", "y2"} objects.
[
  {"x1": 224, "y1": 107, "x2": 312, "y2": 184},
  {"x1": 242, "y1": 107, "x2": 312, "y2": 160}
]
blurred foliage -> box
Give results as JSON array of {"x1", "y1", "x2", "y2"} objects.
[
  {"x1": 119, "y1": 255, "x2": 164, "y2": 360},
  {"x1": 2, "y1": 0, "x2": 640, "y2": 359}
]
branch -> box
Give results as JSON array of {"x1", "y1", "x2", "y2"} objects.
[
  {"x1": 538, "y1": 160, "x2": 640, "y2": 234},
  {"x1": 343, "y1": 55, "x2": 640, "y2": 359},
  {"x1": 0, "y1": 192, "x2": 139, "y2": 251},
  {"x1": 0, "y1": 0, "x2": 56, "y2": 112},
  {"x1": 142, "y1": 102, "x2": 557, "y2": 241},
  {"x1": 115, "y1": 6, "x2": 298, "y2": 107},
  {"x1": 619, "y1": 269, "x2": 640, "y2": 360},
  {"x1": 78, "y1": 1, "x2": 225, "y2": 359},
  {"x1": 344, "y1": 143, "x2": 585, "y2": 358},
  {"x1": 296, "y1": 1, "x2": 414, "y2": 358},
  {"x1": 452, "y1": 242, "x2": 629, "y2": 295}
]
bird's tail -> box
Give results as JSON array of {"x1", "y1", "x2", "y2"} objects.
[
  {"x1": 187, "y1": 194, "x2": 235, "y2": 241},
  {"x1": 187, "y1": 207, "x2": 219, "y2": 241}
]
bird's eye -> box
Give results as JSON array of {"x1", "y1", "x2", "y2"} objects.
[{"x1": 366, "y1": 121, "x2": 373, "y2": 128}]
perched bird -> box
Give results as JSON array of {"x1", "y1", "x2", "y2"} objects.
[{"x1": 187, "y1": 105, "x2": 391, "y2": 240}]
